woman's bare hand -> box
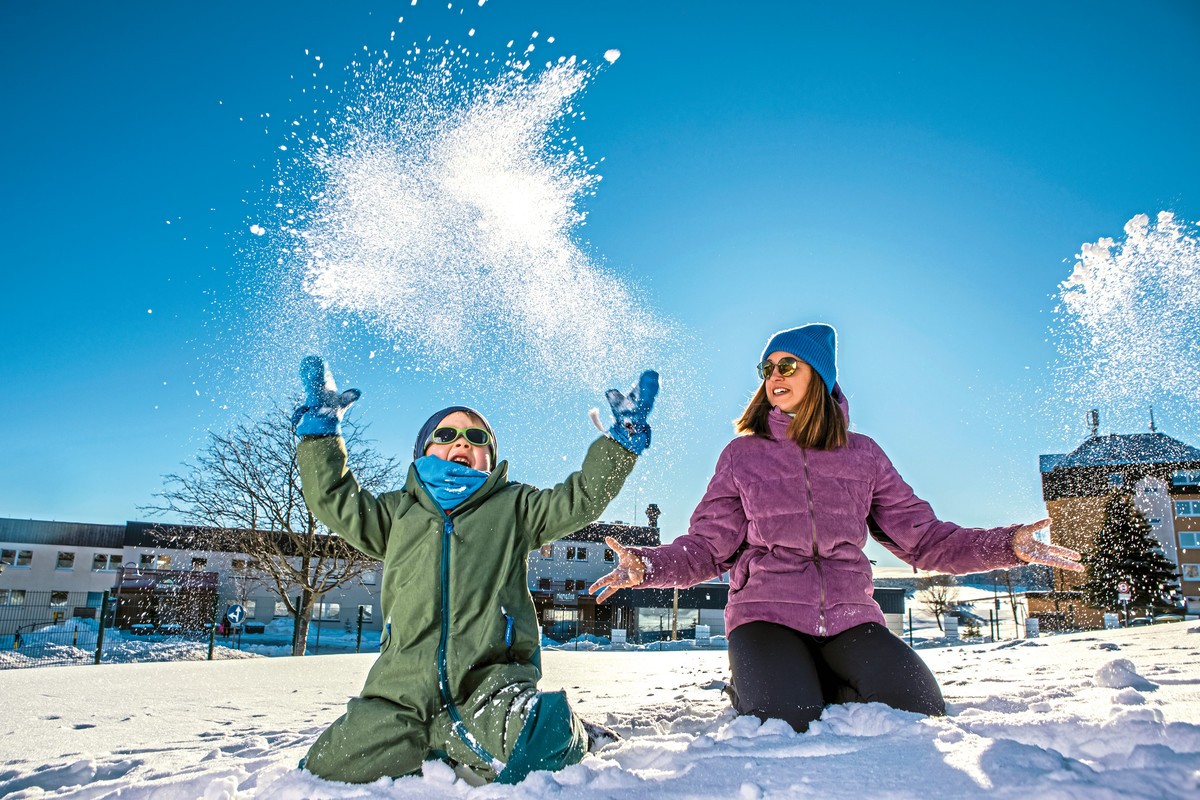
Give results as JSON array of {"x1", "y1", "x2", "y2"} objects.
[
  {"x1": 1012, "y1": 518, "x2": 1083, "y2": 571},
  {"x1": 589, "y1": 536, "x2": 647, "y2": 603}
]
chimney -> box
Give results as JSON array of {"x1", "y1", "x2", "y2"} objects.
[
  {"x1": 1088, "y1": 409, "x2": 1100, "y2": 438},
  {"x1": 645, "y1": 503, "x2": 661, "y2": 529},
  {"x1": 1150, "y1": 406, "x2": 1157, "y2": 433}
]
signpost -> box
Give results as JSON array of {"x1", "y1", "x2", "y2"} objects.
[
  {"x1": 226, "y1": 604, "x2": 245, "y2": 649},
  {"x1": 1117, "y1": 581, "x2": 1131, "y2": 626}
]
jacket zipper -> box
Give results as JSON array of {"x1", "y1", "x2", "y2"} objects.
[
  {"x1": 800, "y1": 448, "x2": 827, "y2": 637},
  {"x1": 501, "y1": 607, "x2": 515, "y2": 662},
  {"x1": 436, "y1": 511, "x2": 504, "y2": 772}
]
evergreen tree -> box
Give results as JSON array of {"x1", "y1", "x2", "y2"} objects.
[{"x1": 1079, "y1": 490, "x2": 1180, "y2": 615}]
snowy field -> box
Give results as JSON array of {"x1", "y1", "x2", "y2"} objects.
[{"x1": 1, "y1": 623, "x2": 1198, "y2": 799}]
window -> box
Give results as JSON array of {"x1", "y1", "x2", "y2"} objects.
[
  {"x1": 1172, "y1": 470, "x2": 1200, "y2": 487},
  {"x1": 50, "y1": 591, "x2": 69, "y2": 607},
  {"x1": 1108, "y1": 473, "x2": 1124, "y2": 488},
  {"x1": 564, "y1": 579, "x2": 578, "y2": 591},
  {"x1": 358, "y1": 604, "x2": 374, "y2": 622},
  {"x1": 1183, "y1": 564, "x2": 1199, "y2": 580},
  {"x1": 242, "y1": 600, "x2": 256, "y2": 617},
  {"x1": 1, "y1": 589, "x2": 27, "y2": 606},
  {"x1": 191, "y1": 558, "x2": 208, "y2": 570},
  {"x1": 274, "y1": 601, "x2": 289, "y2": 618},
  {"x1": 92, "y1": 553, "x2": 121, "y2": 571},
  {"x1": 139, "y1": 553, "x2": 171, "y2": 570},
  {"x1": 1180, "y1": 532, "x2": 1200, "y2": 549},
  {"x1": 1, "y1": 549, "x2": 32, "y2": 568},
  {"x1": 540, "y1": 544, "x2": 554, "y2": 559},
  {"x1": 565, "y1": 546, "x2": 576, "y2": 560},
  {"x1": 1149, "y1": 518, "x2": 1163, "y2": 526},
  {"x1": 538, "y1": 578, "x2": 552, "y2": 590},
  {"x1": 568, "y1": 547, "x2": 588, "y2": 561},
  {"x1": 315, "y1": 602, "x2": 341, "y2": 621},
  {"x1": 56, "y1": 551, "x2": 76, "y2": 570},
  {"x1": 231, "y1": 559, "x2": 246, "y2": 572},
  {"x1": 361, "y1": 571, "x2": 377, "y2": 585},
  {"x1": 604, "y1": 548, "x2": 616, "y2": 563},
  {"x1": 1176, "y1": 501, "x2": 1200, "y2": 518}
]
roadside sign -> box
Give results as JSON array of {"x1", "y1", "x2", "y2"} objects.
[
  {"x1": 1116, "y1": 581, "x2": 1130, "y2": 594},
  {"x1": 226, "y1": 604, "x2": 246, "y2": 626}
]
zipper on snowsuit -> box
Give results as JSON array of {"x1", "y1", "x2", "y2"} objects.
[
  {"x1": 800, "y1": 448, "x2": 828, "y2": 637},
  {"x1": 436, "y1": 512, "x2": 505, "y2": 773},
  {"x1": 501, "y1": 607, "x2": 515, "y2": 662}
]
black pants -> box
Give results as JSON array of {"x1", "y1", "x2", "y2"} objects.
[{"x1": 727, "y1": 621, "x2": 945, "y2": 732}]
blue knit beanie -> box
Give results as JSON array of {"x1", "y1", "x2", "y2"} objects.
[
  {"x1": 413, "y1": 405, "x2": 498, "y2": 465},
  {"x1": 760, "y1": 323, "x2": 838, "y2": 395}
]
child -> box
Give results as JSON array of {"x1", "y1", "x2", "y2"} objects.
[
  {"x1": 592, "y1": 323, "x2": 1081, "y2": 732},
  {"x1": 291, "y1": 356, "x2": 657, "y2": 785}
]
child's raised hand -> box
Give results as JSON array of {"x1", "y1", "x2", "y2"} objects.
[
  {"x1": 292, "y1": 356, "x2": 362, "y2": 437},
  {"x1": 1012, "y1": 518, "x2": 1084, "y2": 571},
  {"x1": 590, "y1": 536, "x2": 647, "y2": 603},
  {"x1": 602, "y1": 370, "x2": 660, "y2": 455}
]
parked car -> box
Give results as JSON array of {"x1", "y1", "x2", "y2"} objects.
[
  {"x1": 1127, "y1": 617, "x2": 1152, "y2": 627},
  {"x1": 1152, "y1": 614, "x2": 1184, "y2": 624}
]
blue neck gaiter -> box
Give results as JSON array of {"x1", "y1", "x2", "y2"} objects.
[{"x1": 414, "y1": 456, "x2": 489, "y2": 511}]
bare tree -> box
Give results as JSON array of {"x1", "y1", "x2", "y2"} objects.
[
  {"x1": 916, "y1": 574, "x2": 960, "y2": 632},
  {"x1": 996, "y1": 569, "x2": 1022, "y2": 636},
  {"x1": 142, "y1": 405, "x2": 402, "y2": 655}
]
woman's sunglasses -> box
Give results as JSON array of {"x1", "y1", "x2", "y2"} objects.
[
  {"x1": 428, "y1": 426, "x2": 491, "y2": 447},
  {"x1": 757, "y1": 357, "x2": 802, "y2": 380}
]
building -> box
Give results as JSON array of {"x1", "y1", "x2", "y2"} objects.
[
  {"x1": 1032, "y1": 411, "x2": 1200, "y2": 627},
  {"x1": 527, "y1": 504, "x2": 732, "y2": 642},
  {"x1": 0, "y1": 518, "x2": 384, "y2": 640},
  {"x1": 3, "y1": 510, "x2": 910, "y2": 645}
]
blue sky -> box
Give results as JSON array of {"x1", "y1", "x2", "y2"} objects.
[{"x1": 2, "y1": 1, "x2": 1198, "y2": 567}]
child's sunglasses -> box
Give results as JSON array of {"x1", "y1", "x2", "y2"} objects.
[
  {"x1": 757, "y1": 357, "x2": 802, "y2": 380},
  {"x1": 428, "y1": 426, "x2": 491, "y2": 447}
]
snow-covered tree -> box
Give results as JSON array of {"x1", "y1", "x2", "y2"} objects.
[{"x1": 1079, "y1": 490, "x2": 1179, "y2": 616}]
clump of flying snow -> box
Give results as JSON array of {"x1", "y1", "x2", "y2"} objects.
[{"x1": 1052, "y1": 211, "x2": 1200, "y2": 432}]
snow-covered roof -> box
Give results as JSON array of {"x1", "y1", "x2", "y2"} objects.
[{"x1": 1047, "y1": 432, "x2": 1200, "y2": 470}]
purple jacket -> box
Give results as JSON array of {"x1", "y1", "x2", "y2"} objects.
[{"x1": 632, "y1": 395, "x2": 1023, "y2": 637}]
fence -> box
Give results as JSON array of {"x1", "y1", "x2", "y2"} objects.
[
  {"x1": 0, "y1": 590, "x2": 107, "y2": 669},
  {"x1": 0, "y1": 590, "x2": 382, "y2": 670}
]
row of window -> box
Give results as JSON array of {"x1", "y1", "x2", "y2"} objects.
[
  {"x1": 0, "y1": 549, "x2": 259, "y2": 573},
  {"x1": 538, "y1": 545, "x2": 616, "y2": 563},
  {"x1": 534, "y1": 578, "x2": 591, "y2": 591},
  {"x1": 0, "y1": 589, "x2": 71, "y2": 607}
]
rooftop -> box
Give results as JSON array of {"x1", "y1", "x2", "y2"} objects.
[{"x1": 1041, "y1": 431, "x2": 1200, "y2": 472}]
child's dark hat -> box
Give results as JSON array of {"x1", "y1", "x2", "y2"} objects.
[{"x1": 414, "y1": 406, "x2": 498, "y2": 465}]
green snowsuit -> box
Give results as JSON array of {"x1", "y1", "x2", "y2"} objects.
[{"x1": 297, "y1": 434, "x2": 637, "y2": 785}]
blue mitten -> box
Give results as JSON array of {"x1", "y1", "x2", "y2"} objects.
[
  {"x1": 291, "y1": 356, "x2": 362, "y2": 437},
  {"x1": 604, "y1": 370, "x2": 659, "y2": 455}
]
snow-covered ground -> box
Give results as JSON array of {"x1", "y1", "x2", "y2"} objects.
[{"x1": 1, "y1": 622, "x2": 1198, "y2": 798}]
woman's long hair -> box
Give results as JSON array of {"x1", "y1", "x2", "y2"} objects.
[{"x1": 735, "y1": 373, "x2": 848, "y2": 450}]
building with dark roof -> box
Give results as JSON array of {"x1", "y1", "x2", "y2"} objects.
[{"x1": 1033, "y1": 411, "x2": 1200, "y2": 626}]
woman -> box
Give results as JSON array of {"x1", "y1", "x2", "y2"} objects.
[{"x1": 591, "y1": 323, "x2": 1081, "y2": 732}]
